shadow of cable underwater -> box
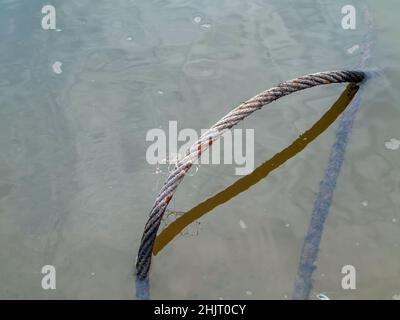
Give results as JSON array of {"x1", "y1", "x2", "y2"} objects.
[
  {"x1": 292, "y1": 5, "x2": 375, "y2": 300},
  {"x1": 153, "y1": 83, "x2": 360, "y2": 256}
]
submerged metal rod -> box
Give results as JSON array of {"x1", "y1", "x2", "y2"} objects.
[{"x1": 136, "y1": 70, "x2": 366, "y2": 299}]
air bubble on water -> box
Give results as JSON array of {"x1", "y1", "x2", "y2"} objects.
[
  {"x1": 91, "y1": 272, "x2": 95, "y2": 276},
  {"x1": 166, "y1": 153, "x2": 185, "y2": 173},
  {"x1": 239, "y1": 220, "x2": 247, "y2": 229},
  {"x1": 384, "y1": 138, "x2": 400, "y2": 150},
  {"x1": 316, "y1": 293, "x2": 330, "y2": 300},
  {"x1": 245, "y1": 290, "x2": 253, "y2": 296},
  {"x1": 162, "y1": 210, "x2": 201, "y2": 237},
  {"x1": 201, "y1": 24, "x2": 211, "y2": 29},
  {"x1": 181, "y1": 220, "x2": 201, "y2": 237},
  {"x1": 285, "y1": 223, "x2": 291, "y2": 228},
  {"x1": 154, "y1": 164, "x2": 163, "y2": 174},
  {"x1": 162, "y1": 209, "x2": 179, "y2": 226},
  {"x1": 52, "y1": 61, "x2": 63, "y2": 74},
  {"x1": 393, "y1": 218, "x2": 397, "y2": 223},
  {"x1": 193, "y1": 16, "x2": 202, "y2": 24},
  {"x1": 361, "y1": 201, "x2": 368, "y2": 207},
  {"x1": 157, "y1": 90, "x2": 164, "y2": 95},
  {"x1": 56, "y1": 28, "x2": 62, "y2": 32}
]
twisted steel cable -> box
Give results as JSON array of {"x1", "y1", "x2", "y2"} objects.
[{"x1": 136, "y1": 70, "x2": 365, "y2": 299}]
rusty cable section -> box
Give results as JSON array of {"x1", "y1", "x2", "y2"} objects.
[{"x1": 136, "y1": 70, "x2": 366, "y2": 299}]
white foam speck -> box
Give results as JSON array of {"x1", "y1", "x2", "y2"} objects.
[
  {"x1": 239, "y1": 220, "x2": 247, "y2": 229},
  {"x1": 201, "y1": 23, "x2": 211, "y2": 29},
  {"x1": 285, "y1": 223, "x2": 291, "y2": 228},
  {"x1": 56, "y1": 28, "x2": 62, "y2": 32},
  {"x1": 245, "y1": 290, "x2": 253, "y2": 296},
  {"x1": 52, "y1": 61, "x2": 63, "y2": 74},
  {"x1": 157, "y1": 90, "x2": 164, "y2": 95},
  {"x1": 361, "y1": 201, "x2": 368, "y2": 207},
  {"x1": 347, "y1": 44, "x2": 360, "y2": 54},
  {"x1": 126, "y1": 36, "x2": 133, "y2": 41},
  {"x1": 384, "y1": 138, "x2": 400, "y2": 150},
  {"x1": 316, "y1": 293, "x2": 330, "y2": 300},
  {"x1": 193, "y1": 16, "x2": 202, "y2": 24},
  {"x1": 155, "y1": 168, "x2": 162, "y2": 174},
  {"x1": 392, "y1": 218, "x2": 397, "y2": 223}
]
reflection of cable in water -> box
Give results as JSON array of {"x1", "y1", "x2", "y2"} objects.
[
  {"x1": 136, "y1": 70, "x2": 366, "y2": 300},
  {"x1": 292, "y1": 6, "x2": 375, "y2": 300},
  {"x1": 152, "y1": 84, "x2": 360, "y2": 255}
]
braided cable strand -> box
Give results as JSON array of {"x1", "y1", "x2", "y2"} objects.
[{"x1": 136, "y1": 70, "x2": 365, "y2": 299}]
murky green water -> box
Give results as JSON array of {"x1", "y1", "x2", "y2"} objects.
[{"x1": 0, "y1": 0, "x2": 399, "y2": 299}]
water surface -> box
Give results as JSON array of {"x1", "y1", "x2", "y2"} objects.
[{"x1": 0, "y1": 0, "x2": 399, "y2": 299}]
